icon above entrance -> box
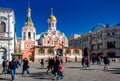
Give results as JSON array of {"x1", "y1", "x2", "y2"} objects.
[{"x1": 57, "y1": 49, "x2": 63, "y2": 56}]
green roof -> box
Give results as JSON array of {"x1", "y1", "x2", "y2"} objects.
[{"x1": 26, "y1": 17, "x2": 32, "y2": 23}]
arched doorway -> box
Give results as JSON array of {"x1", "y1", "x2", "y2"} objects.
[
  {"x1": 0, "y1": 48, "x2": 7, "y2": 63},
  {"x1": 56, "y1": 49, "x2": 63, "y2": 56},
  {"x1": 107, "y1": 52, "x2": 116, "y2": 58},
  {"x1": 84, "y1": 48, "x2": 88, "y2": 57}
]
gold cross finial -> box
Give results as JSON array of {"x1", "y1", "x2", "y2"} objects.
[{"x1": 51, "y1": 8, "x2": 53, "y2": 15}]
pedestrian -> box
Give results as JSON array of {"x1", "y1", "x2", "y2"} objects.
[
  {"x1": 103, "y1": 56, "x2": 109, "y2": 70},
  {"x1": 9, "y1": 58, "x2": 17, "y2": 81},
  {"x1": 22, "y1": 58, "x2": 30, "y2": 74},
  {"x1": 46, "y1": 58, "x2": 53, "y2": 75},
  {"x1": 65, "y1": 57, "x2": 68, "y2": 62},
  {"x1": 40, "y1": 58, "x2": 44, "y2": 68},
  {"x1": 2, "y1": 59, "x2": 7, "y2": 74},
  {"x1": 57, "y1": 62, "x2": 64, "y2": 79},
  {"x1": 53, "y1": 56, "x2": 60, "y2": 78}
]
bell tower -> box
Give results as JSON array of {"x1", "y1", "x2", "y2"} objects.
[{"x1": 21, "y1": 3, "x2": 36, "y2": 60}]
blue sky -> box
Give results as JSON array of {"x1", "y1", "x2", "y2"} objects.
[{"x1": 1, "y1": 0, "x2": 120, "y2": 37}]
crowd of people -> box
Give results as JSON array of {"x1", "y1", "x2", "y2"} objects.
[
  {"x1": 45, "y1": 56, "x2": 64, "y2": 80},
  {"x1": 81, "y1": 55, "x2": 110, "y2": 70},
  {"x1": 1, "y1": 57, "x2": 30, "y2": 81},
  {"x1": 1, "y1": 54, "x2": 113, "y2": 81}
]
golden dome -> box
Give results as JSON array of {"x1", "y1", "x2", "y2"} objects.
[{"x1": 48, "y1": 15, "x2": 57, "y2": 21}]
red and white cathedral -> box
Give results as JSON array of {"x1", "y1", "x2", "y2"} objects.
[{"x1": 18, "y1": 6, "x2": 82, "y2": 62}]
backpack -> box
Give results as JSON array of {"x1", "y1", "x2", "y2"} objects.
[
  {"x1": 58, "y1": 64, "x2": 64, "y2": 72},
  {"x1": 9, "y1": 61, "x2": 13, "y2": 69}
]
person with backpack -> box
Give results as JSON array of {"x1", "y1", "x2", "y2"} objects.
[
  {"x1": 57, "y1": 62, "x2": 64, "y2": 79},
  {"x1": 9, "y1": 58, "x2": 17, "y2": 81}
]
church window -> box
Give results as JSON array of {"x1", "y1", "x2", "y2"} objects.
[
  {"x1": 38, "y1": 48, "x2": 44, "y2": 53},
  {"x1": 52, "y1": 23, "x2": 54, "y2": 27},
  {"x1": 26, "y1": 45, "x2": 29, "y2": 48},
  {"x1": 23, "y1": 32, "x2": 26, "y2": 40},
  {"x1": 65, "y1": 49, "x2": 71, "y2": 54},
  {"x1": 62, "y1": 41, "x2": 64, "y2": 44},
  {"x1": 49, "y1": 23, "x2": 51, "y2": 27},
  {"x1": 0, "y1": 21, "x2": 6, "y2": 33},
  {"x1": 48, "y1": 41, "x2": 50, "y2": 44},
  {"x1": 48, "y1": 48, "x2": 54, "y2": 53},
  {"x1": 28, "y1": 32, "x2": 31, "y2": 39},
  {"x1": 73, "y1": 49, "x2": 79, "y2": 54},
  {"x1": 33, "y1": 32, "x2": 35, "y2": 39}
]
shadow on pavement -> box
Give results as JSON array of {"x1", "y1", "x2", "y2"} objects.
[
  {"x1": 66, "y1": 67, "x2": 83, "y2": 69},
  {"x1": 21, "y1": 72, "x2": 53, "y2": 80},
  {"x1": 0, "y1": 78, "x2": 11, "y2": 81},
  {"x1": 80, "y1": 68, "x2": 95, "y2": 70},
  {"x1": 108, "y1": 68, "x2": 120, "y2": 74},
  {"x1": 36, "y1": 68, "x2": 47, "y2": 69}
]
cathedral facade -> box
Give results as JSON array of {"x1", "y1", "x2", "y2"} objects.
[{"x1": 20, "y1": 7, "x2": 82, "y2": 62}]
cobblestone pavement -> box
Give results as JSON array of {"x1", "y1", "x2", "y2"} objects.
[{"x1": 0, "y1": 62, "x2": 120, "y2": 81}]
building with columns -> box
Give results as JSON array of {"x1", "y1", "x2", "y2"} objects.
[
  {"x1": 0, "y1": 8, "x2": 16, "y2": 64},
  {"x1": 68, "y1": 24, "x2": 120, "y2": 58}
]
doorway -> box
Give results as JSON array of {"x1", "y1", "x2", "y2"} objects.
[{"x1": 57, "y1": 49, "x2": 63, "y2": 56}]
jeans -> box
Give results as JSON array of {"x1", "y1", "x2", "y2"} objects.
[
  {"x1": 2, "y1": 68, "x2": 7, "y2": 74},
  {"x1": 22, "y1": 68, "x2": 30, "y2": 74},
  {"x1": 58, "y1": 72, "x2": 64, "y2": 79},
  {"x1": 11, "y1": 69, "x2": 16, "y2": 80}
]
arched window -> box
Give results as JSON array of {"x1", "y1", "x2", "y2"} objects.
[
  {"x1": 28, "y1": 32, "x2": 31, "y2": 39},
  {"x1": 73, "y1": 49, "x2": 79, "y2": 54},
  {"x1": 48, "y1": 48, "x2": 54, "y2": 53},
  {"x1": 23, "y1": 32, "x2": 26, "y2": 40},
  {"x1": 38, "y1": 48, "x2": 44, "y2": 53},
  {"x1": 33, "y1": 32, "x2": 35, "y2": 39},
  {"x1": 49, "y1": 23, "x2": 51, "y2": 27},
  {"x1": 52, "y1": 23, "x2": 54, "y2": 27},
  {"x1": 65, "y1": 49, "x2": 71, "y2": 54},
  {"x1": 107, "y1": 41, "x2": 116, "y2": 48},
  {"x1": 0, "y1": 21, "x2": 6, "y2": 33}
]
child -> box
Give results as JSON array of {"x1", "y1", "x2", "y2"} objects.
[{"x1": 58, "y1": 63, "x2": 64, "y2": 79}]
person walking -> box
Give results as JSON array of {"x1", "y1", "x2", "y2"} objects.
[
  {"x1": 22, "y1": 58, "x2": 30, "y2": 74},
  {"x1": 9, "y1": 58, "x2": 17, "y2": 81},
  {"x1": 40, "y1": 58, "x2": 44, "y2": 68},
  {"x1": 103, "y1": 56, "x2": 109, "y2": 70},
  {"x1": 57, "y1": 62, "x2": 64, "y2": 79},
  {"x1": 2, "y1": 59, "x2": 7, "y2": 74}
]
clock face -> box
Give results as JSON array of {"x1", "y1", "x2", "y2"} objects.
[{"x1": 54, "y1": 37, "x2": 58, "y2": 42}]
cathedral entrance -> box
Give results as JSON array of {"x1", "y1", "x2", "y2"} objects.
[{"x1": 56, "y1": 49, "x2": 63, "y2": 56}]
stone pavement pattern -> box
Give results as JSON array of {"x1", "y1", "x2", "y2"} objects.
[{"x1": 0, "y1": 62, "x2": 120, "y2": 81}]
